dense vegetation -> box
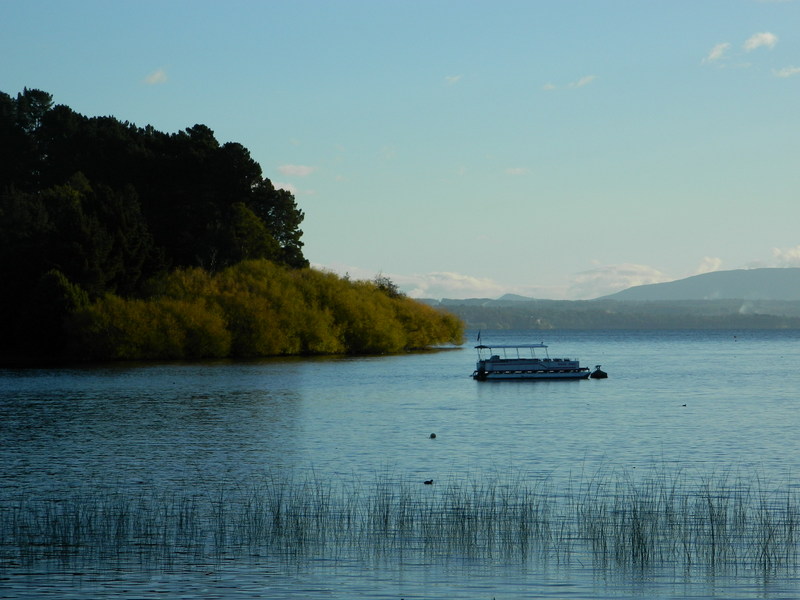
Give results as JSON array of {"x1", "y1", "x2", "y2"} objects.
[
  {"x1": 68, "y1": 260, "x2": 463, "y2": 360},
  {"x1": 0, "y1": 88, "x2": 463, "y2": 361}
]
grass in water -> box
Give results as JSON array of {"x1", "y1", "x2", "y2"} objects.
[{"x1": 1, "y1": 466, "x2": 798, "y2": 577}]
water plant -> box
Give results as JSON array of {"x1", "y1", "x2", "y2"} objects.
[{"x1": 1, "y1": 467, "x2": 798, "y2": 579}]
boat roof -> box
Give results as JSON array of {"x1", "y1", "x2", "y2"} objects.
[{"x1": 475, "y1": 343, "x2": 548, "y2": 349}]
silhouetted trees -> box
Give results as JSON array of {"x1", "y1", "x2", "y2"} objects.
[{"x1": 0, "y1": 88, "x2": 464, "y2": 361}]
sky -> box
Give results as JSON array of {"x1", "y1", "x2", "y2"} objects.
[{"x1": 2, "y1": 0, "x2": 800, "y2": 300}]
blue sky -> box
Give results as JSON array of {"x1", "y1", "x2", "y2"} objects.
[{"x1": 3, "y1": 0, "x2": 799, "y2": 299}]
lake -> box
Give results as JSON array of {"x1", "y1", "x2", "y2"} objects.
[{"x1": 2, "y1": 329, "x2": 800, "y2": 598}]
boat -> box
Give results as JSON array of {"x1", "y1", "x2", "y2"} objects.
[{"x1": 471, "y1": 342, "x2": 605, "y2": 381}]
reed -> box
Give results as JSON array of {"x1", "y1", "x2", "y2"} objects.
[{"x1": 1, "y1": 467, "x2": 798, "y2": 578}]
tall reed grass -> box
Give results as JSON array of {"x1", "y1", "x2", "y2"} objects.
[{"x1": 2, "y1": 467, "x2": 798, "y2": 577}]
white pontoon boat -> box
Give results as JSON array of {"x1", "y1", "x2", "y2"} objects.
[{"x1": 472, "y1": 342, "x2": 606, "y2": 381}]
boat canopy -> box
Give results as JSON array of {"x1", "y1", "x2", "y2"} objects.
[{"x1": 475, "y1": 343, "x2": 547, "y2": 349}]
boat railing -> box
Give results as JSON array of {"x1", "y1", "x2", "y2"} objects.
[{"x1": 480, "y1": 356, "x2": 577, "y2": 361}]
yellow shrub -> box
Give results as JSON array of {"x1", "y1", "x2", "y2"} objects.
[{"x1": 70, "y1": 259, "x2": 464, "y2": 360}]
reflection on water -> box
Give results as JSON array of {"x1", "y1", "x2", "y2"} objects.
[
  {"x1": 1, "y1": 363, "x2": 310, "y2": 497},
  {"x1": 3, "y1": 330, "x2": 800, "y2": 598}
]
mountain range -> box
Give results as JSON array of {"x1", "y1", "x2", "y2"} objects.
[
  {"x1": 428, "y1": 268, "x2": 800, "y2": 330},
  {"x1": 598, "y1": 268, "x2": 800, "y2": 301}
]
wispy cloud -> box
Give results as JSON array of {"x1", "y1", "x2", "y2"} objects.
[
  {"x1": 278, "y1": 164, "x2": 315, "y2": 176},
  {"x1": 391, "y1": 270, "x2": 575, "y2": 300},
  {"x1": 703, "y1": 42, "x2": 731, "y2": 64},
  {"x1": 144, "y1": 68, "x2": 168, "y2": 85},
  {"x1": 274, "y1": 182, "x2": 297, "y2": 194},
  {"x1": 542, "y1": 76, "x2": 596, "y2": 91},
  {"x1": 444, "y1": 74, "x2": 463, "y2": 85},
  {"x1": 704, "y1": 33, "x2": 779, "y2": 66},
  {"x1": 311, "y1": 264, "x2": 509, "y2": 300},
  {"x1": 314, "y1": 249, "x2": 800, "y2": 303},
  {"x1": 505, "y1": 167, "x2": 529, "y2": 176},
  {"x1": 694, "y1": 256, "x2": 723, "y2": 274},
  {"x1": 744, "y1": 31, "x2": 778, "y2": 51},
  {"x1": 569, "y1": 75, "x2": 597, "y2": 88},
  {"x1": 567, "y1": 262, "x2": 670, "y2": 299},
  {"x1": 773, "y1": 65, "x2": 800, "y2": 78},
  {"x1": 772, "y1": 245, "x2": 800, "y2": 266},
  {"x1": 399, "y1": 271, "x2": 506, "y2": 299}
]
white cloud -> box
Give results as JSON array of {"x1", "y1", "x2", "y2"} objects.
[
  {"x1": 567, "y1": 263, "x2": 670, "y2": 300},
  {"x1": 144, "y1": 68, "x2": 168, "y2": 85},
  {"x1": 277, "y1": 164, "x2": 315, "y2": 176},
  {"x1": 274, "y1": 182, "x2": 297, "y2": 194},
  {"x1": 395, "y1": 272, "x2": 576, "y2": 300},
  {"x1": 772, "y1": 245, "x2": 800, "y2": 266},
  {"x1": 568, "y1": 75, "x2": 597, "y2": 88},
  {"x1": 542, "y1": 76, "x2": 596, "y2": 91},
  {"x1": 744, "y1": 32, "x2": 778, "y2": 51},
  {"x1": 703, "y1": 42, "x2": 731, "y2": 64},
  {"x1": 313, "y1": 250, "x2": 800, "y2": 304},
  {"x1": 398, "y1": 272, "x2": 507, "y2": 299},
  {"x1": 695, "y1": 256, "x2": 723, "y2": 274},
  {"x1": 310, "y1": 264, "x2": 509, "y2": 299},
  {"x1": 773, "y1": 66, "x2": 800, "y2": 78},
  {"x1": 444, "y1": 74, "x2": 463, "y2": 85},
  {"x1": 505, "y1": 167, "x2": 529, "y2": 176},
  {"x1": 313, "y1": 262, "x2": 675, "y2": 301}
]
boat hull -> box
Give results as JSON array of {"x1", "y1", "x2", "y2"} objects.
[{"x1": 473, "y1": 368, "x2": 590, "y2": 381}]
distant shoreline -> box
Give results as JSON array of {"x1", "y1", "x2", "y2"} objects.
[{"x1": 428, "y1": 298, "x2": 800, "y2": 330}]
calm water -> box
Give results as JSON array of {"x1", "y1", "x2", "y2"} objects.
[{"x1": 2, "y1": 329, "x2": 800, "y2": 598}]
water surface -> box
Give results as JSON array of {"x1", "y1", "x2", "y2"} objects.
[{"x1": 2, "y1": 329, "x2": 800, "y2": 598}]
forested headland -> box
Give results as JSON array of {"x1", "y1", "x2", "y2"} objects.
[{"x1": 0, "y1": 88, "x2": 463, "y2": 363}]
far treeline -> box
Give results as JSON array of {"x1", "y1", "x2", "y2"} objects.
[
  {"x1": 435, "y1": 298, "x2": 800, "y2": 330},
  {"x1": 0, "y1": 88, "x2": 463, "y2": 362}
]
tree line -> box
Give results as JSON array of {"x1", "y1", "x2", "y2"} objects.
[
  {"x1": 0, "y1": 88, "x2": 463, "y2": 361},
  {"x1": 439, "y1": 299, "x2": 800, "y2": 330},
  {"x1": 65, "y1": 260, "x2": 463, "y2": 360}
]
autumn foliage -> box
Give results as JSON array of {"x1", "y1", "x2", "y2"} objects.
[{"x1": 67, "y1": 260, "x2": 464, "y2": 360}]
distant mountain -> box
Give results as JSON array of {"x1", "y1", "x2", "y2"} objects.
[
  {"x1": 422, "y1": 296, "x2": 538, "y2": 308},
  {"x1": 599, "y1": 268, "x2": 800, "y2": 301},
  {"x1": 425, "y1": 272, "x2": 800, "y2": 329},
  {"x1": 497, "y1": 293, "x2": 535, "y2": 302}
]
